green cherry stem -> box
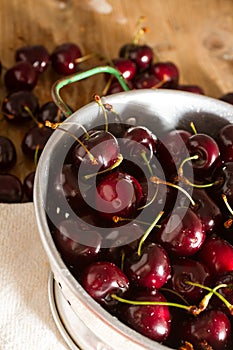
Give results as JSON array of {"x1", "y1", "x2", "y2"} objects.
[
  {"x1": 137, "y1": 210, "x2": 164, "y2": 256},
  {"x1": 222, "y1": 194, "x2": 233, "y2": 216},
  {"x1": 24, "y1": 105, "x2": 43, "y2": 128},
  {"x1": 94, "y1": 94, "x2": 109, "y2": 132},
  {"x1": 178, "y1": 154, "x2": 199, "y2": 177},
  {"x1": 84, "y1": 153, "x2": 123, "y2": 180}
]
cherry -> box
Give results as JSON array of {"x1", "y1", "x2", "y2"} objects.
[
  {"x1": 219, "y1": 92, "x2": 233, "y2": 105},
  {"x1": 0, "y1": 173, "x2": 23, "y2": 203},
  {"x1": 105, "y1": 80, "x2": 134, "y2": 95},
  {"x1": 117, "y1": 289, "x2": 171, "y2": 342},
  {"x1": 198, "y1": 236, "x2": 233, "y2": 275},
  {"x1": 2, "y1": 90, "x2": 39, "y2": 123},
  {"x1": 15, "y1": 44, "x2": 50, "y2": 73},
  {"x1": 21, "y1": 125, "x2": 53, "y2": 159},
  {"x1": 124, "y1": 242, "x2": 171, "y2": 289},
  {"x1": 121, "y1": 125, "x2": 157, "y2": 164},
  {"x1": 95, "y1": 171, "x2": 143, "y2": 221},
  {"x1": 181, "y1": 309, "x2": 231, "y2": 350},
  {"x1": 51, "y1": 42, "x2": 82, "y2": 75},
  {"x1": 81, "y1": 261, "x2": 129, "y2": 309},
  {"x1": 177, "y1": 84, "x2": 205, "y2": 95},
  {"x1": 133, "y1": 72, "x2": 161, "y2": 89},
  {"x1": 211, "y1": 271, "x2": 233, "y2": 315},
  {"x1": 211, "y1": 162, "x2": 233, "y2": 212},
  {"x1": 73, "y1": 129, "x2": 120, "y2": 174},
  {"x1": 0, "y1": 136, "x2": 17, "y2": 171},
  {"x1": 23, "y1": 171, "x2": 35, "y2": 201},
  {"x1": 52, "y1": 219, "x2": 102, "y2": 271},
  {"x1": 37, "y1": 101, "x2": 66, "y2": 124},
  {"x1": 112, "y1": 58, "x2": 136, "y2": 81},
  {"x1": 165, "y1": 257, "x2": 210, "y2": 304},
  {"x1": 217, "y1": 124, "x2": 233, "y2": 163},
  {"x1": 119, "y1": 44, "x2": 153, "y2": 71},
  {"x1": 4, "y1": 61, "x2": 38, "y2": 92},
  {"x1": 150, "y1": 61, "x2": 179, "y2": 88},
  {"x1": 186, "y1": 132, "x2": 221, "y2": 179},
  {"x1": 156, "y1": 207, "x2": 205, "y2": 257}
]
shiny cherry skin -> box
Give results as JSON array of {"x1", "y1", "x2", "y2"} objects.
[
  {"x1": 177, "y1": 84, "x2": 205, "y2": 95},
  {"x1": 81, "y1": 261, "x2": 129, "y2": 309},
  {"x1": 73, "y1": 130, "x2": 120, "y2": 174},
  {"x1": 211, "y1": 162, "x2": 233, "y2": 212},
  {"x1": 118, "y1": 289, "x2": 171, "y2": 343},
  {"x1": 181, "y1": 309, "x2": 231, "y2": 350},
  {"x1": 52, "y1": 219, "x2": 102, "y2": 271},
  {"x1": 156, "y1": 207, "x2": 205, "y2": 257},
  {"x1": 2, "y1": 90, "x2": 39, "y2": 123},
  {"x1": 211, "y1": 271, "x2": 233, "y2": 315},
  {"x1": 187, "y1": 132, "x2": 221, "y2": 178},
  {"x1": 51, "y1": 42, "x2": 82, "y2": 75},
  {"x1": 121, "y1": 125, "x2": 157, "y2": 164},
  {"x1": 133, "y1": 72, "x2": 161, "y2": 89},
  {"x1": 21, "y1": 125, "x2": 53, "y2": 159},
  {"x1": 4, "y1": 61, "x2": 38, "y2": 92},
  {"x1": 0, "y1": 136, "x2": 17, "y2": 171},
  {"x1": 119, "y1": 43, "x2": 153, "y2": 71},
  {"x1": 165, "y1": 257, "x2": 210, "y2": 304},
  {"x1": 150, "y1": 61, "x2": 179, "y2": 88},
  {"x1": 125, "y1": 242, "x2": 171, "y2": 289},
  {"x1": 217, "y1": 124, "x2": 233, "y2": 163},
  {"x1": 112, "y1": 58, "x2": 136, "y2": 81},
  {"x1": 106, "y1": 80, "x2": 134, "y2": 95},
  {"x1": 37, "y1": 101, "x2": 66, "y2": 124},
  {"x1": 0, "y1": 173, "x2": 23, "y2": 203},
  {"x1": 219, "y1": 92, "x2": 233, "y2": 105},
  {"x1": 95, "y1": 171, "x2": 143, "y2": 221},
  {"x1": 198, "y1": 236, "x2": 233, "y2": 275},
  {"x1": 23, "y1": 171, "x2": 35, "y2": 201},
  {"x1": 15, "y1": 44, "x2": 50, "y2": 73}
]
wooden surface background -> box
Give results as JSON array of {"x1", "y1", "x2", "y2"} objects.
[{"x1": 0, "y1": 0, "x2": 233, "y2": 184}]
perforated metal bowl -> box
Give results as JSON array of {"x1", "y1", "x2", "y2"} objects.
[{"x1": 34, "y1": 71, "x2": 233, "y2": 350}]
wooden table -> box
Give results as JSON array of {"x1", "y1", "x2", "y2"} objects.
[{"x1": 0, "y1": 0, "x2": 233, "y2": 184}]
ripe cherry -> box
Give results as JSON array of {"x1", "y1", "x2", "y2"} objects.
[
  {"x1": 219, "y1": 92, "x2": 233, "y2": 105},
  {"x1": 119, "y1": 43, "x2": 153, "y2": 71},
  {"x1": 51, "y1": 42, "x2": 82, "y2": 75},
  {"x1": 15, "y1": 44, "x2": 50, "y2": 73},
  {"x1": 2, "y1": 90, "x2": 39, "y2": 123},
  {"x1": 0, "y1": 136, "x2": 17, "y2": 171},
  {"x1": 0, "y1": 173, "x2": 23, "y2": 203},
  {"x1": 125, "y1": 242, "x2": 171, "y2": 289},
  {"x1": 37, "y1": 101, "x2": 66, "y2": 124},
  {"x1": 217, "y1": 124, "x2": 233, "y2": 163},
  {"x1": 21, "y1": 125, "x2": 53, "y2": 159},
  {"x1": 177, "y1": 84, "x2": 205, "y2": 95},
  {"x1": 211, "y1": 162, "x2": 233, "y2": 212},
  {"x1": 23, "y1": 171, "x2": 35, "y2": 201},
  {"x1": 150, "y1": 61, "x2": 179, "y2": 88},
  {"x1": 112, "y1": 58, "x2": 136, "y2": 81},
  {"x1": 4, "y1": 61, "x2": 38, "y2": 92},
  {"x1": 133, "y1": 72, "x2": 161, "y2": 89}
]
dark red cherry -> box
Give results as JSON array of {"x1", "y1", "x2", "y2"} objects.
[
  {"x1": 198, "y1": 236, "x2": 233, "y2": 275},
  {"x1": 121, "y1": 125, "x2": 157, "y2": 164},
  {"x1": 0, "y1": 173, "x2": 23, "y2": 203},
  {"x1": 211, "y1": 271, "x2": 233, "y2": 314},
  {"x1": 112, "y1": 58, "x2": 136, "y2": 81},
  {"x1": 181, "y1": 309, "x2": 231, "y2": 350},
  {"x1": 52, "y1": 219, "x2": 102, "y2": 270},
  {"x1": 81, "y1": 261, "x2": 129, "y2": 309},
  {"x1": 4, "y1": 61, "x2": 38, "y2": 92},
  {"x1": 133, "y1": 72, "x2": 161, "y2": 89},
  {"x1": 211, "y1": 162, "x2": 233, "y2": 212},
  {"x1": 23, "y1": 171, "x2": 35, "y2": 201},
  {"x1": 2, "y1": 90, "x2": 39, "y2": 123},
  {"x1": 165, "y1": 257, "x2": 210, "y2": 304},
  {"x1": 177, "y1": 84, "x2": 205, "y2": 95},
  {"x1": 51, "y1": 42, "x2": 82, "y2": 75},
  {"x1": 217, "y1": 124, "x2": 233, "y2": 163},
  {"x1": 119, "y1": 44, "x2": 153, "y2": 71},
  {"x1": 187, "y1": 133, "x2": 221, "y2": 178},
  {"x1": 15, "y1": 44, "x2": 50, "y2": 73},
  {"x1": 150, "y1": 61, "x2": 179, "y2": 88},
  {"x1": 37, "y1": 101, "x2": 66, "y2": 124},
  {"x1": 106, "y1": 80, "x2": 134, "y2": 95},
  {"x1": 0, "y1": 136, "x2": 17, "y2": 171},
  {"x1": 125, "y1": 242, "x2": 171, "y2": 289},
  {"x1": 118, "y1": 289, "x2": 171, "y2": 342},
  {"x1": 156, "y1": 207, "x2": 205, "y2": 257},
  {"x1": 95, "y1": 171, "x2": 143, "y2": 221},
  {"x1": 73, "y1": 130, "x2": 120, "y2": 174},
  {"x1": 21, "y1": 125, "x2": 53, "y2": 159},
  {"x1": 219, "y1": 92, "x2": 233, "y2": 105}
]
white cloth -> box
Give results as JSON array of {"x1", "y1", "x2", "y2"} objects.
[{"x1": 0, "y1": 203, "x2": 69, "y2": 350}]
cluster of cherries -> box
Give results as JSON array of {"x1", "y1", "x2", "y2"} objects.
[{"x1": 45, "y1": 92, "x2": 233, "y2": 350}]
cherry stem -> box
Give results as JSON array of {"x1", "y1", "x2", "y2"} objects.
[
  {"x1": 112, "y1": 216, "x2": 156, "y2": 226},
  {"x1": 120, "y1": 250, "x2": 126, "y2": 271},
  {"x1": 178, "y1": 154, "x2": 199, "y2": 177},
  {"x1": 110, "y1": 293, "x2": 198, "y2": 314},
  {"x1": 137, "y1": 183, "x2": 159, "y2": 210},
  {"x1": 185, "y1": 281, "x2": 233, "y2": 315},
  {"x1": 137, "y1": 210, "x2": 164, "y2": 256},
  {"x1": 160, "y1": 287, "x2": 190, "y2": 305},
  {"x1": 179, "y1": 341, "x2": 194, "y2": 350},
  {"x1": 45, "y1": 120, "x2": 90, "y2": 139},
  {"x1": 190, "y1": 121, "x2": 197, "y2": 134},
  {"x1": 24, "y1": 105, "x2": 43, "y2": 128},
  {"x1": 94, "y1": 94, "x2": 108, "y2": 132},
  {"x1": 222, "y1": 194, "x2": 233, "y2": 216},
  {"x1": 133, "y1": 26, "x2": 149, "y2": 45},
  {"x1": 150, "y1": 176, "x2": 196, "y2": 207},
  {"x1": 56, "y1": 126, "x2": 98, "y2": 165},
  {"x1": 84, "y1": 153, "x2": 123, "y2": 180},
  {"x1": 75, "y1": 52, "x2": 97, "y2": 64},
  {"x1": 140, "y1": 150, "x2": 153, "y2": 175},
  {"x1": 34, "y1": 144, "x2": 40, "y2": 166}
]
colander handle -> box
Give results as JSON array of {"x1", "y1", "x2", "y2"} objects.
[{"x1": 51, "y1": 65, "x2": 131, "y2": 117}]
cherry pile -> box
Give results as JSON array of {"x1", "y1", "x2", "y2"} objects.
[{"x1": 45, "y1": 92, "x2": 233, "y2": 350}]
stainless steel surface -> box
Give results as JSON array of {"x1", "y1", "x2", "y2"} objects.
[{"x1": 34, "y1": 89, "x2": 233, "y2": 350}]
